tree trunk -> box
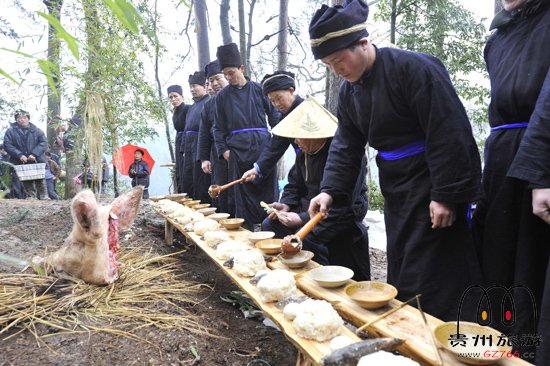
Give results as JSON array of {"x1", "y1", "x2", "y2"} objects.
[
  {"x1": 238, "y1": 0, "x2": 247, "y2": 74},
  {"x1": 44, "y1": 0, "x2": 63, "y2": 147},
  {"x1": 277, "y1": 0, "x2": 289, "y2": 70},
  {"x1": 324, "y1": 0, "x2": 345, "y2": 115},
  {"x1": 245, "y1": 0, "x2": 257, "y2": 76},
  {"x1": 220, "y1": 0, "x2": 232, "y2": 45},
  {"x1": 495, "y1": 0, "x2": 503, "y2": 14},
  {"x1": 390, "y1": 0, "x2": 398, "y2": 44},
  {"x1": 153, "y1": 0, "x2": 175, "y2": 163},
  {"x1": 194, "y1": 0, "x2": 210, "y2": 70}
]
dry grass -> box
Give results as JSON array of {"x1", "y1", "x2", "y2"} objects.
[{"x1": 0, "y1": 246, "x2": 213, "y2": 349}]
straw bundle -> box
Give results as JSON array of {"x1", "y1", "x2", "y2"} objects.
[
  {"x1": 0, "y1": 246, "x2": 213, "y2": 348},
  {"x1": 84, "y1": 92, "x2": 105, "y2": 194}
]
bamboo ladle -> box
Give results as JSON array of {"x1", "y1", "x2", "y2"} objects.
[
  {"x1": 208, "y1": 178, "x2": 245, "y2": 199},
  {"x1": 281, "y1": 212, "x2": 326, "y2": 254}
]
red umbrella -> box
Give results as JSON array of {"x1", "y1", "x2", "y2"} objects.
[{"x1": 112, "y1": 144, "x2": 155, "y2": 176}]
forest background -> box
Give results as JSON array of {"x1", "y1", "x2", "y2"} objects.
[{"x1": 0, "y1": 0, "x2": 499, "y2": 201}]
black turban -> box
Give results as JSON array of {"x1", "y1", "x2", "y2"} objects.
[
  {"x1": 216, "y1": 43, "x2": 242, "y2": 69},
  {"x1": 167, "y1": 85, "x2": 183, "y2": 96},
  {"x1": 205, "y1": 60, "x2": 222, "y2": 78},
  {"x1": 261, "y1": 71, "x2": 296, "y2": 95},
  {"x1": 309, "y1": 0, "x2": 370, "y2": 60},
  {"x1": 188, "y1": 71, "x2": 206, "y2": 86}
]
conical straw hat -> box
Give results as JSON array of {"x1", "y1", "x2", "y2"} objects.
[{"x1": 272, "y1": 95, "x2": 338, "y2": 139}]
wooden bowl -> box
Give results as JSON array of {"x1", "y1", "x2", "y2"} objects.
[
  {"x1": 277, "y1": 250, "x2": 314, "y2": 269},
  {"x1": 198, "y1": 207, "x2": 217, "y2": 216},
  {"x1": 192, "y1": 203, "x2": 211, "y2": 210},
  {"x1": 308, "y1": 266, "x2": 354, "y2": 288},
  {"x1": 434, "y1": 322, "x2": 512, "y2": 365},
  {"x1": 248, "y1": 231, "x2": 275, "y2": 244},
  {"x1": 255, "y1": 239, "x2": 283, "y2": 255},
  {"x1": 209, "y1": 213, "x2": 231, "y2": 222},
  {"x1": 220, "y1": 218, "x2": 245, "y2": 230},
  {"x1": 183, "y1": 200, "x2": 201, "y2": 207},
  {"x1": 345, "y1": 281, "x2": 397, "y2": 309}
]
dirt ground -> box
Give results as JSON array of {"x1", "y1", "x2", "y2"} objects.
[{"x1": 0, "y1": 198, "x2": 387, "y2": 366}]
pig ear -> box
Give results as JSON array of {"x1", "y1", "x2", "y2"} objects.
[
  {"x1": 72, "y1": 190, "x2": 99, "y2": 231},
  {"x1": 110, "y1": 186, "x2": 143, "y2": 230}
]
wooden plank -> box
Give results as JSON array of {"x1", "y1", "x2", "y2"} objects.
[
  {"x1": 294, "y1": 270, "x2": 532, "y2": 366},
  {"x1": 154, "y1": 210, "x2": 361, "y2": 366},
  {"x1": 164, "y1": 219, "x2": 173, "y2": 245},
  {"x1": 154, "y1": 208, "x2": 532, "y2": 366}
]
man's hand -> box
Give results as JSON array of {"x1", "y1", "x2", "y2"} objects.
[
  {"x1": 429, "y1": 201, "x2": 456, "y2": 229},
  {"x1": 532, "y1": 188, "x2": 550, "y2": 225},
  {"x1": 201, "y1": 160, "x2": 212, "y2": 174},
  {"x1": 242, "y1": 167, "x2": 259, "y2": 182},
  {"x1": 27, "y1": 155, "x2": 36, "y2": 162},
  {"x1": 308, "y1": 192, "x2": 333, "y2": 218},
  {"x1": 223, "y1": 150, "x2": 230, "y2": 161},
  {"x1": 20, "y1": 155, "x2": 28, "y2": 163},
  {"x1": 280, "y1": 212, "x2": 304, "y2": 229},
  {"x1": 267, "y1": 202, "x2": 290, "y2": 220}
]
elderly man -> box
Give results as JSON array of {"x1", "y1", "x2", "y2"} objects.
[
  {"x1": 182, "y1": 71, "x2": 211, "y2": 203},
  {"x1": 262, "y1": 96, "x2": 371, "y2": 280},
  {"x1": 307, "y1": 0, "x2": 482, "y2": 320},
  {"x1": 197, "y1": 60, "x2": 230, "y2": 212},
  {"x1": 241, "y1": 71, "x2": 301, "y2": 184},
  {"x1": 213, "y1": 43, "x2": 281, "y2": 226},
  {"x1": 4, "y1": 110, "x2": 49, "y2": 199}
]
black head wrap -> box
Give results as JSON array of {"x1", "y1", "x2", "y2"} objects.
[
  {"x1": 261, "y1": 71, "x2": 296, "y2": 95},
  {"x1": 205, "y1": 60, "x2": 222, "y2": 78},
  {"x1": 309, "y1": 0, "x2": 369, "y2": 60},
  {"x1": 216, "y1": 43, "x2": 242, "y2": 69},
  {"x1": 188, "y1": 71, "x2": 206, "y2": 86},
  {"x1": 167, "y1": 85, "x2": 183, "y2": 96}
]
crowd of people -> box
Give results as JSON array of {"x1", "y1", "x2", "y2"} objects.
[
  {"x1": 0, "y1": 111, "x2": 113, "y2": 199},
  {"x1": 167, "y1": 0, "x2": 549, "y2": 363}
]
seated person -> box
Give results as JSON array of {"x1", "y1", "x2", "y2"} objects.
[{"x1": 262, "y1": 97, "x2": 371, "y2": 280}]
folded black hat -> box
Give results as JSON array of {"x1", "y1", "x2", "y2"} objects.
[
  {"x1": 261, "y1": 71, "x2": 296, "y2": 95},
  {"x1": 188, "y1": 71, "x2": 206, "y2": 86},
  {"x1": 216, "y1": 43, "x2": 242, "y2": 69},
  {"x1": 309, "y1": 0, "x2": 369, "y2": 60},
  {"x1": 205, "y1": 60, "x2": 222, "y2": 78},
  {"x1": 167, "y1": 85, "x2": 183, "y2": 96},
  {"x1": 14, "y1": 109, "x2": 30, "y2": 121}
]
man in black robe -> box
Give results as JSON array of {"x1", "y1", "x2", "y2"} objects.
[
  {"x1": 198, "y1": 60, "x2": 230, "y2": 212},
  {"x1": 181, "y1": 72, "x2": 211, "y2": 203},
  {"x1": 213, "y1": 43, "x2": 281, "y2": 227},
  {"x1": 241, "y1": 71, "x2": 301, "y2": 183},
  {"x1": 483, "y1": 1, "x2": 550, "y2": 361},
  {"x1": 307, "y1": 0, "x2": 482, "y2": 321},
  {"x1": 167, "y1": 85, "x2": 189, "y2": 193},
  {"x1": 262, "y1": 96, "x2": 371, "y2": 281}
]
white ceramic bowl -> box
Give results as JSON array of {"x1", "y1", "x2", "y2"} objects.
[{"x1": 308, "y1": 266, "x2": 354, "y2": 288}]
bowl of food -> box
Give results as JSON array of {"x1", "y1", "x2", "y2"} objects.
[
  {"x1": 248, "y1": 231, "x2": 275, "y2": 244},
  {"x1": 219, "y1": 218, "x2": 245, "y2": 230},
  {"x1": 277, "y1": 250, "x2": 314, "y2": 269},
  {"x1": 192, "y1": 203, "x2": 211, "y2": 210},
  {"x1": 308, "y1": 266, "x2": 354, "y2": 288},
  {"x1": 183, "y1": 199, "x2": 201, "y2": 207},
  {"x1": 198, "y1": 207, "x2": 217, "y2": 216},
  {"x1": 345, "y1": 281, "x2": 397, "y2": 309},
  {"x1": 209, "y1": 213, "x2": 231, "y2": 222},
  {"x1": 434, "y1": 322, "x2": 512, "y2": 365},
  {"x1": 255, "y1": 238, "x2": 283, "y2": 255}
]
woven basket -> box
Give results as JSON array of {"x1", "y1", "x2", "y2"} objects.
[{"x1": 14, "y1": 163, "x2": 46, "y2": 181}]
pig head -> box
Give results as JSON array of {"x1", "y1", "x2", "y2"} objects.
[{"x1": 36, "y1": 186, "x2": 143, "y2": 285}]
